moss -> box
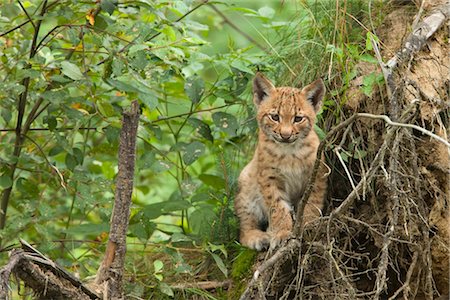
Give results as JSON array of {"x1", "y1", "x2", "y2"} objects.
[{"x1": 231, "y1": 248, "x2": 257, "y2": 280}]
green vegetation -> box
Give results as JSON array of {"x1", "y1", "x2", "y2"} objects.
[{"x1": 0, "y1": 0, "x2": 383, "y2": 298}]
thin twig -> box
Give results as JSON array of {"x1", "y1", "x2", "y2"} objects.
[
  {"x1": 0, "y1": 20, "x2": 31, "y2": 37},
  {"x1": 18, "y1": 0, "x2": 36, "y2": 29}
]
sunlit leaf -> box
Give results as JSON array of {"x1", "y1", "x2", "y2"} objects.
[
  {"x1": 154, "y1": 260, "x2": 164, "y2": 273},
  {"x1": 61, "y1": 61, "x2": 84, "y2": 80},
  {"x1": 258, "y1": 6, "x2": 275, "y2": 19}
]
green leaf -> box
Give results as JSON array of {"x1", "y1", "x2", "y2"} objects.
[
  {"x1": 72, "y1": 148, "x2": 84, "y2": 165},
  {"x1": 64, "y1": 223, "x2": 110, "y2": 235},
  {"x1": 189, "y1": 205, "x2": 216, "y2": 234},
  {"x1": 361, "y1": 72, "x2": 383, "y2": 97},
  {"x1": 61, "y1": 61, "x2": 84, "y2": 80},
  {"x1": 129, "y1": 221, "x2": 156, "y2": 241},
  {"x1": 65, "y1": 153, "x2": 77, "y2": 171},
  {"x1": 258, "y1": 6, "x2": 275, "y2": 19},
  {"x1": 191, "y1": 192, "x2": 210, "y2": 203},
  {"x1": 181, "y1": 62, "x2": 204, "y2": 77},
  {"x1": 209, "y1": 243, "x2": 227, "y2": 257},
  {"x1": 162, "y1": 26, "x2": 176, "y2": 41},
  {"x1": 97, "y1": 99, "x2": 116, "y2": 117},
  {"x1": 141, "y1": 202, "x2": 164, "y2": 220},
  {"x1": 1, "y1": 109, "x2": 11, "y2": 124},
  {"x1": 138, "y1": 93, "x2": 158, "y2": 110},
  {"x1": 163, "y1": 199, "x2": 191, "y2": 212},
  {"x1": 94, "y1": 15, "x2": 108, "y2": 30},
  {"x1": 212, "y1": 112, "x2": 238, "y2": 136},
  {"x1": 360, "y1": 54, "x2": 378, "y2": 64},
  {"x1": 171, "y1": 233, "x2": 192, "y2": 243},
  {"x1": 183, "y1": 141, "x2": 205, "y2": 165},
  {"x1": 0, "y1": 175, "x2": 12, "y2": 189},
  {"x1": 151, "y1": 160, "x2": 172, "y2": 173},
  {"x1": 184, "y1": 76, "x2": 205, "y2": 104},
  {"x1": 101, "y1": 0, "x2": 116, "y2": 15},
  {"x1": 366, "y1": 32, "x2": 379, "y2": 51},
  {"x1": 159, "y1": 282, "x2": 174, "y2": 297},
  {"x1": 43, "y1": 115, "x2": 57, "y2": 131},
  {"x1": 230, "y1": 7, "x2": 258, "y2": 15},
  {"x1": 49, "y1": 145, "x2": 64, "y2": 156},
  {"x1": 128, "y1": 44, "x2": 147, "y2": 54},
  {"x1": 154, "y1": 260, "x2": 164, "y2": 273},
  {"x1": 188, "y1": 118, "x2": 213, "y2": 142},
  {"x1": 104, "y1": 126, "x2": 120, "y2": 144},
  {"x1": 105, "y1": 78, "x2": 142, "y2": 93},
  {"x1": 314, "y1": 124, "x2": 326, "y2": 141},
  {"x1": 211, "y1": 253, "x2": 228, "y2": 277},
  {"x1": 198, "y1": 174, "x2": 225, "y2": 189},
  {"x1": 234, "y1": 72, "x2": 249, "y2": 96},
  {"x1": 231, "y1": 60, "x2": 254, "y2": 74}
]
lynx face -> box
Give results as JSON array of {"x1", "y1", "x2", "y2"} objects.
[
  {"x1": 257, "y1": 88, "x2": 316, "y2": 144},
  {"x1": 253, "y1": 75, "x2": 324, "y2": 145}
]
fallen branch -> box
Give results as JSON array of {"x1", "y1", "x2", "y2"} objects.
[
  {"x1": 171, "y1": 280, "x2": 233, "y2": 290},
  {"x1": 0, "y1": 241, "x2": 100, "y2": 299}
]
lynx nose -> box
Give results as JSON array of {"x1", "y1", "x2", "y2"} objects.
[{"x1": 280, "y1": 131, "x2": 291, "y2": 140}]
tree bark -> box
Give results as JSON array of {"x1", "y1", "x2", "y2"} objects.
[{"x1": 95, "y1": 101, "x2": 140, "y2": 299}]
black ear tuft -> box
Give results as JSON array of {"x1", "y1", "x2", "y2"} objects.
[
  {"x1": 253, "y1": 73, "x2": 275, "y2": 106},
  {"x1": 302, "y1": 79, "x2": 325, "y2": 112}
]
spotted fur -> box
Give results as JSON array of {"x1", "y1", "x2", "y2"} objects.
[{"x1": 234, "y1": 73, "x2": 328, "y2": 251}]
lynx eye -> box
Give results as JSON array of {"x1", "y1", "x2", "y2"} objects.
[
  {"x1": 270, "y1": 114, "x2": 280, "y2": 122},
  {"x1": 294, "y1": 116, "x2": 303, "y2": 123}
]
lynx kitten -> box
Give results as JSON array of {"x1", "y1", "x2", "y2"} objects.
[{"x1": 234, "y1": 73, "x2": 328, "y2": 250}]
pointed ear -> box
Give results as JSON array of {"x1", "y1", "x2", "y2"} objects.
[
  {"x1": 302, "y1": 79, "x2": 325, "y2": 112},
  {"x1": 253, "y1": 72, "x2": 275, "y2": 106}
]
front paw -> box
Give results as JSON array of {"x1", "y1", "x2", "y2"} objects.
[
  {"x1": 269, "y1": 230, "x2": 292, "y2": 250},
  {"x1": 241, "y1": 231, "x2": 271, "y2": 251}
]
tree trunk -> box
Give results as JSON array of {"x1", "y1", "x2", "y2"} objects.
[{"x1": 95, "y1": 100, "x2": 140, "y2": 299}]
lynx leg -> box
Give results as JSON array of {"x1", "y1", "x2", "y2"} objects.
[
  {"x1": 267, "y1": 200, "x2": 293, "y2": 249},
  {"x1": 235, "y1": 192, "x2": 270, "y2": 251},
  {"x1": 258, "y1": 170, "x2": 293, "y2": 249}
]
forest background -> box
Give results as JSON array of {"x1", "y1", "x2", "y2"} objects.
[{"x1": 0, "y1": 0, "x2": 448, "y2": 299}]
